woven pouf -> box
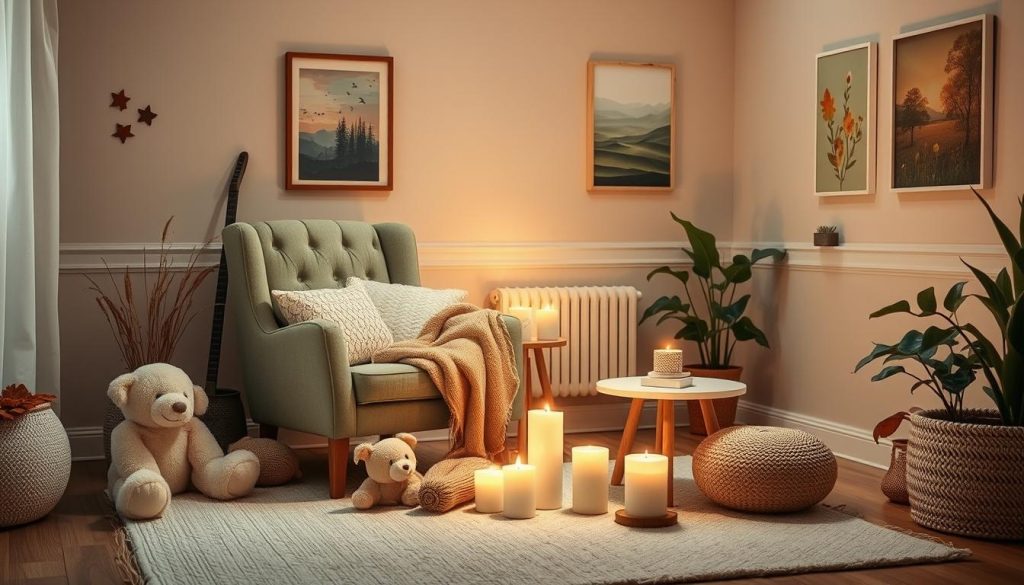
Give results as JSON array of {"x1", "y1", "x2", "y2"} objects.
[
  {"x1": 692, "y1": 426, "x2": 837, "y2": 513},
  {"x1": 0, "y1": 405, "x2": 72, "y2": 527},
  {"x1": 229, "y1": 437, "x2": 302, "y2": 486}
]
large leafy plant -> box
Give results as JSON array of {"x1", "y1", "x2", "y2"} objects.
[
  {"x1": 856, "y1": 189, "x2": 1024, "y2": 426},
  {"x1": 640, "y1": 213, "x2": 786, "y2": 368}
]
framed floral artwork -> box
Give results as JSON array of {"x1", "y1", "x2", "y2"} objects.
[
  {"x1": 587, "y1": 61, "x2": 675, "y2": 191},
  {"x1": 891, "y1": 14, "x2": 994, "y2": 191},
  {"x1": 285, "y1": 52, "x2": 393, "y2": 190},
  {"x1": 815, "y1": 42, "x2": 876, "y2": 196}
]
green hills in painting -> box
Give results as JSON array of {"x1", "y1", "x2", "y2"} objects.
[{"x1": 593, "y1": 97, "x2": 671, "y2": 187}]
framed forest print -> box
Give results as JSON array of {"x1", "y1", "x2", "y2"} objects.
[
  {"x1": 815, "y1": 42, "x2": 876, "y2": 196},
  {"x1": 285, "y1": 52, "x2": 393, "y2": 190},
  {"x1": 587, "y1": 61, "x2": 675, "y2": 191},
  {"x1": 891, "y1": 14, "x2": 993, "y2": 191}
]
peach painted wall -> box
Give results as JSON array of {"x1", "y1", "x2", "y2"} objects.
[
  {"x1": 56, "y1": 0, "x2": 737, "y2": 430},
  {"x1": 731, "y1": 0, "x2": 1024, "y2": 462}
]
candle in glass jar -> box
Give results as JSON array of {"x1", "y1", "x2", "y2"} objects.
[
  {"x1": 624, "y1": 451, "x2": 668, "y2": 518},
  {"x1": 535, "y1": 305, "x2": 560, "y2": 340},
  {"x1": 502, "y1": 456, "x2": 536, "y2": 519},
  {"x1": 527, "y1": 405, "x2": 563, "y2": 509},
  {"x1": 508, "y1": 306, "x2": 536, "y2": 341},
  {"x1": 571, "y1": 445, "x2": 609, "y2": 515},
  {"x1": 653, "y1": 348, "x2": 683, "y2": 374},
  {"x1": 474, "y1": 467, "x2": 503, "y2": 513}
]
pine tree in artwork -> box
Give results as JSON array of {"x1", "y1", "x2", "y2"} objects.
[{"x1": 334, "y1": 116, "x2": 348, "y2": 164}]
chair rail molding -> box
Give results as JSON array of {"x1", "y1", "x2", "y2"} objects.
[{"x1": 59, "y1": 240, "x2": 1005, "y2": 276}]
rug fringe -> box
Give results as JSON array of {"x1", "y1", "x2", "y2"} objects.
[
  {"x1": 108, "y1": 515, "x2": 145, "y2": 585},
  {"x1": 821, "y1": 503, "x2": 971, "y2": 560}
]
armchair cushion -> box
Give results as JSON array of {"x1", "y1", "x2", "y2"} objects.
[
  {"x1": 272, "y1": 283, "x2": 393, "y2": 365},
  {"x1": 349, "y1": 363, "x2": 442, "y2": 405},
  {"x1": 349, "y1": 277, "x2": 468, "y2": 341}
]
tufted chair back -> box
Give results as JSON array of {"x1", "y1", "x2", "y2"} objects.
[{"x1": 223, "y1": 220, "x2": 420, "y2": 333}]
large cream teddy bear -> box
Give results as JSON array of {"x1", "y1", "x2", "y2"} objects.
[
  {"x1": 352, "y1": 433, "x2": 422, "y2": 509},
  {"x1": 107, "y1": 363, "x2": 260, "y2": 520}
]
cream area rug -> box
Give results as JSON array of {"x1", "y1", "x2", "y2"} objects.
[{"x1": 121, "y1": 456, "x2": 968, "y2": 585}]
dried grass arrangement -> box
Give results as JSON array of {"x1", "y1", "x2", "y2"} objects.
[{"x1": 86, "y1": 217, "x2": 216, "y2": 369}]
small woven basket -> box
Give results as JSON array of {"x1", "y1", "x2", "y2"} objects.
[
  {"x1": 0, "y1": 405, "x2": 72, "y2": 527},
  {"x1": 907, "y1": 409, "x2": 1024, "y2": 540},
  {"x1": 692, "y1": 426, "x2": 836, "y2": 513}
]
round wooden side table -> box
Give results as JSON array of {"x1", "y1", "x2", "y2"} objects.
[
  {"x1": 596, "y1": 376, "x2": 746, "y2": 506},
  {"x1": 516, "y1": 338, "x2": 567, "y2": 460}
]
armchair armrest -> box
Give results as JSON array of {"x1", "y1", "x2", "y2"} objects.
[
  {"x1": 242, "y1": 318, "x2": 358, "y2": 438},
  {"x1": 500, "y1": 314, "x2": 526, "y2": 421}
]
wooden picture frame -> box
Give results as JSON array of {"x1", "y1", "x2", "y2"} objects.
[
  {"x1": 815, "y1": 42, "x2": 877, "y2": 196},
  {"x1": 285, "y1": 52, "x2": 393, "y2": 190},
  {"x1": 891, "y1": 14, "x2": 994, "y2": 192},
  {"x1": 587, "y1": 61, "x2": 675, "y2": 191}
]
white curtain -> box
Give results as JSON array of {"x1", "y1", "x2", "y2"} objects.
[{"x1": 0, "y1": 0, "x2": 59, "y2": 399}]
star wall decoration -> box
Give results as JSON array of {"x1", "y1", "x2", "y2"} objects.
[
  {"x1": 112, "y1": 123, "x2": 134, "y2": 143},
  {"x1": 110, "y1": 89, "x2": 130, "y2": 111},
  {"x1": 137, "y1": 105, "x2": 158, "y2": 125}
]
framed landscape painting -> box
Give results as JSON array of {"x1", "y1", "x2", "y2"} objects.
[
  {"x1": 891, "y1": 14, "x2": 993, "y2": 191},
  {"x1": 815, "y1": 42, "x2": 876, "y2": 196},
  {"x1": 587, "y1": 61, "x2": 674, "y2": 191},
  {"x1": 285, "y1": 52, "x2": 393, "y2": 190}
]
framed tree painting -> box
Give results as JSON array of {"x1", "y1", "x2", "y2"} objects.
[
  {"x1": 891, "y1": 14, "x2": 994, "y2": 191},
  {"x1": 285, "y1": 52, "x2": 393, "y2": 190},
  {"x1": 815, "y1": 42, "x2": 877, "y2": 196},
  {"x1": 587, "y1": 61, "x2": 674, "y2": 191}
]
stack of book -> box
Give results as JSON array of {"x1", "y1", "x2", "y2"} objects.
[{"x1": 641, "y1": 370, "x2": 693, "y2": 389}]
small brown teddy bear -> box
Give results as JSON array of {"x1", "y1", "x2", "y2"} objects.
[{"x1": 352, "y1": 433, "x2": 422, "y2": 510}]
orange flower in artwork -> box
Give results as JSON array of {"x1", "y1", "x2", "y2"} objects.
[
  {"x1": 842, "y1": 109, "x2": 855, "y2": 136},
  {"x1": 821, "y1": 89, "x2": 836, "y2": 122},
  {"x1": 833, "y1": 136, "x2": 844, "y2": 166}
]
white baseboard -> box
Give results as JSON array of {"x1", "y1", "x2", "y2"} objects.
[{"x1": 736, "y1": 400, "x2": 888, "y2": 469}]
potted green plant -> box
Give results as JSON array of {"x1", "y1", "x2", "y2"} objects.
[
  {"x1": 814, "y1": 225, "x2": 840, "y2": 247},
  {"x1": 641, "y1": 213, "x2": 786, "y2": 434},
  {"x1": 856, "y1": 188, "x2": 1024, "y2": 540}
]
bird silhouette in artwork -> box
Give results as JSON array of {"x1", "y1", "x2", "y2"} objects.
[
  {"x1": 349, "y1": 106, "x2": 354, "y2": 111},
  {"x1": 110, "y1": 89, "x2": 130, "y2": 111},
  {"x1": 346, "y1": 91, "x2": 350, "y2": 95},
  {"x1": 137, "y1": 105, "x2": 158, "y2": 125},
  {"x1": 358, "y1": 97, "x2": 366, "y2": 104},
  {"x1": 352, "y1": 82, "x2": 358, "y2": 88},
  {"x1": 112, "y1": 123, "x2": 134, "y2": 143}
]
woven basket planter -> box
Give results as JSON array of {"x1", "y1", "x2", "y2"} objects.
[
  {"x1": 0, "y1": 405, "x2": 72, "y2": 527},
  {"x1": 907, "y1": 409, "x2": 1024, "y2": 540}
]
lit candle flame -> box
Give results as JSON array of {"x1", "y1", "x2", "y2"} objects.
[
  {"x1": 515, "y1": 455, "x2": 522, "y2": 468},
  {"x1": 644, "y1": 449, "x2": 649, "y2": 459},
  {"x1": 544, "y1": 404, "x2": 551, "y2": 413}
]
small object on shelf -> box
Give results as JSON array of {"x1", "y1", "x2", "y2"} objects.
[
  {"x1": 653, "y1": 348, "x2": 683, "y2": 374},
  {"x1": 624, "y1": 451, "x2": 669, "y2": 518},
  {"x1": 527, "y1": 405, "x2": 563, "y2": 510},
  {"x1": 535, "y1": 305, "x2": 560, "y2": 340},
  {"x1": 507, "y1": 306, "x2": 536, "y2": 341},
  {"x1": 473, "y1": 466, "x2": 503, "y2": 514},
  {"x1": 614, "y1": 508, "x2": 678, "y2": 528},
  {"x1": 137, "y1": 105, "x2": 158, "y2": 125},
  {"x1": 571, "y1": 445, "x2": 609, "y2": 515},
  {"x1": 814, "y1": 225, "x2": 840, "y2": 247},
  {"x1": 112, "y1": 123, "x2": 134, "y2": 143},
  {"x1": 641, "y1": 376, "x2": 693, "y2": 389},
  {"x1": 502, "y1": 456, "x2": 536, "y2": 519},
  {"x1": 110, "y1": 89, "x2": 130, "y2": 110}
]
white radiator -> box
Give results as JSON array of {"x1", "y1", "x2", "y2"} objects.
[{"x1": 489, "y1": 286, "x2": 641, "y2": 397}]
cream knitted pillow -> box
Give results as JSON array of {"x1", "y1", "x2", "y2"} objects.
[
  {"x1": 348, "y1": 277, "x2": 469, "y2": 341},
  {"x1": 272, "y1": 282, "x2": 392, "y2": 365}
]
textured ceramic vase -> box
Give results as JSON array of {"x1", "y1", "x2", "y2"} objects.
[
  {"x1": 0, "y1": 405, "x2": 72, "y2": 527},
  {"x1": 881, "y1": 439, "x2": 909, "y2": 504}
]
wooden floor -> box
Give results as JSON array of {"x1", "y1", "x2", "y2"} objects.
[{"x1": 2, "y1": 428, "x2": 1023, "y2": 584}]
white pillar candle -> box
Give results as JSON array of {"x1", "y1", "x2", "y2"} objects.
[
  {"x1": 624, "y1": 452, "x2": 668, "y2": 518},
  {"x1": 535, "y1": 305, "x2": 560, "y2": 340},
  {"x1": 474, "y1": 467, "x2": 504, "y2": 514},
  {"x1": 571, "y1": 446, "x2": 609, "y2": 515},
  {"x1": 527, "y1": 405, "x2": 564, "y2": 509},
  {"x1": 508, "y1": 306, "x2": 536, "y2": 341},
  {"x1": 502, "y1": 457, "x2": 536, "y2": 519},
  {"x1": 653, "y1": 348, "x2": 683, "y2": 374}
]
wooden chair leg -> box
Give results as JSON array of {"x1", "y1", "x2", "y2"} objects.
[
  {"x1": 259, "y1": 424, "x2": 278, "y2": 440},
  {"x1": 328, "y1": 437, "x2": 350, "y2": 499},
  {"x1": 662, "y1": 400, "x2": 675, "y2": 507},
  {"x1": 519, "y1": 351, "x2": 533, "y2": 461},
  {"x1": 654, "y1": 401, "x2": 664, "y2": 452},
  {"x1": 533, "y1": 347, "x2": 556, "y2": 409},
  {"x1": 611, "y1": 398, "x2": 645, "y2": 486}
]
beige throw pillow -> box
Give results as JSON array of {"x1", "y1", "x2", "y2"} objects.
[
  {"x1": 272, "y1": 283, "x2": 392, "y2": 365},
  {"x1": 348, "y1": 277, "x2": 469, "y2": 341}
]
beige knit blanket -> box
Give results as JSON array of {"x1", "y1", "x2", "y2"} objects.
[{"x1": 372, "y1": 304, "x2": 519, "y2": 460}]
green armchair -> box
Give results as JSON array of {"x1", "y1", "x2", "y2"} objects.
[{"x1": 222, "y1": 220, "x2": 525, "y2": 498}]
